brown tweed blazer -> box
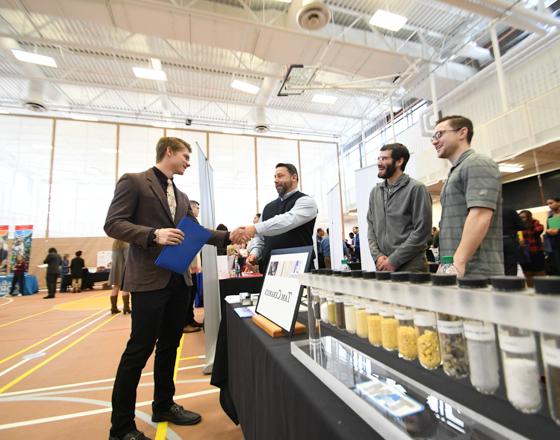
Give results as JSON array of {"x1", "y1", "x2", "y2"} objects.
[{"x1": 104, "y1": 168, "x2": 226, "y2": 292}]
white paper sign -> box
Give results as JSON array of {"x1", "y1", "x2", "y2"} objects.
[
  {"x1": 256, "y1": 249, "x2": 312, "y2": 332},
  {"x1": 97, "y1": 250, "x2": 112, "y2": 268}
]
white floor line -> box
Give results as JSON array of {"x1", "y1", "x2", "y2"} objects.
[
  {"x1": 0, "y1": 378, "x2": 212, "y2": 400},
  {"x1": 0, "y1": 297, "x2": 14, "y2": 307},
  {"x1": 0, "y1": 311, "x2": 111, "y2": 378},
  {"x1": 0, "y1": 364, "x2": 206, "y2": 397},
  {"x1": 0, "y1": 388, "x2": 219, "y2": 431}
]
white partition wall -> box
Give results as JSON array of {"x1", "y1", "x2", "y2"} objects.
[
  {"x1": 327, "y1": 184, "x2": 344, "y2": 270},
  {"x1": 355, "y1": 165, "x2": 382, "y2": 271},
  {"x1": 197, "y1": 143, "x2": 220, "y2": 373}
]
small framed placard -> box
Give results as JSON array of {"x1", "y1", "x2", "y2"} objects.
[{"x1": 255, "y1": 246, "x2": 314, "y2": 334}]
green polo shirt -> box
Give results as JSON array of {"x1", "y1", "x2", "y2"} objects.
[{"x1": 439, "y1": 149, "x2": 504, "y2": 276}]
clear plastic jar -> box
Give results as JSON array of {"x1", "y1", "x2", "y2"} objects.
[
  {"x1": 414, "y1": 311, "x2": 441, "y2": 370},
  {"x1": 327, "y1": 295, "x2": 336, "y2": 325},
  {"x1": 355, "y1": 299, "x2": 368, "y2": 339},
  {"x1": 381, "y1": 305, "x2": 398, "y2": 351},
  {"x1": 535, "y1": 276, "x2": 560, "y2": 425},
  {"x1": 344, "y1": 296, "x2": 356, "y2": 334},
  {"x1": 464, "y1": 320, "x2": 500, "y2": 394},
  {"x1": 334, "y1": 293, "x2": 345, "y2": 330},
  {"x1": 367, "y1": 301, "x2": 382, "y2": 347},
  {"x1": 437, "y1": 313, "x2": 469, "y2": 378},
  {"x1": 396, "y1": 307, "x2": 418, "y2": 360},
  {"x1": 319, "y1": 291, "x2": 329, "y2": 324},
  {"x1": 499, "y1": 325, "x2": 542, "y2": 413},
  {"x1": 492, "y1": 275, "x2": 541, "y2": 413},
  {"x1": 541, "y1": 332, "x2": 560, "y2": 424},
  {"x1": 307, "y1": 287, "x2": 321, "y2": 341}
]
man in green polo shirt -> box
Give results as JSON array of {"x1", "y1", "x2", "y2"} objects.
[{"x1": 432, "y1": 115, "x2": 504, "y2": 277}]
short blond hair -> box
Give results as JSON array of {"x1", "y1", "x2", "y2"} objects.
[{"x1": 156, "y1": 137, "x2": 191, "y2": 163}]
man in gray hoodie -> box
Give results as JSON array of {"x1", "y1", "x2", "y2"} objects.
[{"x1": 367, "y1": 143, "x2": 432, "y2": 272}]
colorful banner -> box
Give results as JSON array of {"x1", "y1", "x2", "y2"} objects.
[
  {"x1": 10, "y1": 225, "x2": 33, "y2": 271},
  {"x1": 0, "y1": 226, "x2": 8, "y2": 275}
]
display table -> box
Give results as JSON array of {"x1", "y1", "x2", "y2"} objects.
[
  {"x1": 210, "y1": 302, "x2": 379, "y2": 440},
  {"x1": 61, "y1": 269, "x2": 109, "y2": 292},
  {"x1": 0, "y1": 274, "x2": 39, "y2": 296}
]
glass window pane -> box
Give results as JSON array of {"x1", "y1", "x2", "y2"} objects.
[
  {"x1": 341, "y1": 146, "x2": 361, "y2": 211},
  {"x1": 50, "y1": 121, "x2": 117, "y2": 237},
  {"x1": 256, "y1": 138, "x2": 298, "y2": 211},
  {"x1": 0, "y1": 116, "x2": 52, "y2": 237},
  {"x1": 209, "y1": 133, "x2": 256, "y2": 228},
  {"x1": 166, "y1": 129, "x2": 207, "y2": 205},
  {"x1": 299, "y1": 141, "x2": 338, "y2": 225},
  {"x1": 118, "y1": 125, "x2": 163, "y2": 177}
]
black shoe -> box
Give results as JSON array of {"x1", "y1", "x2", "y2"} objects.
[
  {"x1": 152, "y1": 403, "x2": 201, "y2": 425},
  {"x1": 108, "y1": 430, "x2": 151, "y2": 440},
  {"x1": 43, "y1": 295, "x2": 55, "y2": 299}
]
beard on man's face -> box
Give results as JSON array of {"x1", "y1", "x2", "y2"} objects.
[
  {"x1": 378, "y1": 161, "x2": 396, "y2": 179},
  {"x1": 275, "y1": 181, "x2": 290, "y2": 196}
]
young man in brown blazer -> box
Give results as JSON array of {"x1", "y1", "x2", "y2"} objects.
[{"x1": 105, "y1": 137, "x2": 234, "y2": 440}]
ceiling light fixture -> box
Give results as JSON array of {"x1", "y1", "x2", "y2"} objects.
[
  {"x1": 369, "y1": 9, "x2": 408, "y2": 32},
  {"x1": 312, "y1": 94, "x2": 337, "y2": 104},
  {"x1": 133, "y1": 67, "x2": 167, "y2": 81},
  {"x1": 11, "y1": 49, "x2": 57, "y2": 67},
  {"x1": 499, "y1": 164, "x2": 524, "y2": 173},
  {"x1": 231, "y1": 79, "x2": 260, "y2": 95}
]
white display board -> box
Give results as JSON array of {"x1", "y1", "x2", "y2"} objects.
[
  {"x1": 256, "y1": 247, "x2": 313, "y2": 332},
  {"x1": 327, "y1": 184, "x2": 344, "y2": 270},
  {"x1": 355, "y1": 165, "x2": 382, "y2": 271},
  {"x1": 97, "y1": 250, "x2": 112, "y2": 268}
]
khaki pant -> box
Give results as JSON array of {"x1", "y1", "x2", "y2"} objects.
[{"x1": 71, "y1": 277, "x2": 82, "y2": 291}]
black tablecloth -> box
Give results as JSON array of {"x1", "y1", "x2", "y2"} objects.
[
  {"x1": 211, "y1": 303, "x2": 380, "y2": 440},
  {"x1": 61, "y1": 269, "x2": 109, "y2": 291}
]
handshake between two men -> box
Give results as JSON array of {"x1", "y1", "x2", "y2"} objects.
[{"x1": 153, "y1": 224, "x2": 258, "y2": 263}]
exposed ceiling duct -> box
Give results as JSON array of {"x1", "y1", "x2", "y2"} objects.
[{"x1": 296, "y1": 0, "x2": 332, "y2": 31}]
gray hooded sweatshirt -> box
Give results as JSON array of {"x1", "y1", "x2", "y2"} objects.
[{"x1": 367, "y1": 173, "x2": 432, "y2": 270}]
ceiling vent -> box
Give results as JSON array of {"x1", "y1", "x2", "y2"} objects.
[
  {"x1": 254, "y1": 106, "x2": 269, "y2": 133},
  {"x1": 254, "y1": 124, "x2": 269, "y2": 133},
  {"x1": 23, "y1": 101, "x2": 48, "y2": 112},
  {"x1": 297, "y1": 1, "x2": 331, "y2": 31}
]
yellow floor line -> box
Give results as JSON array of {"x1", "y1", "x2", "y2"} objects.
[
  {"x1": 0, "y1": 309, "x2": 106, "y2": 366},
  {"x1": 155, "y1": 335, "x2": 185, "y2": 440},
  {"x1": 0, "y1": 309, "x2": 53, "y2": 329},
  {"x1": 0, "y1": 313, "x2": 120, "y2": 394}
]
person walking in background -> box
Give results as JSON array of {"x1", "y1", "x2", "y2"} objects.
[
  {"x1": 518, "y1": 210, "x2": 545, "y2": 286},
  {"x1": 59, "y1": 253, "x2": 70, "y2": 293},
  {"x1": 316, "y1": 228, "x2": 325, "y2": 268},
  {"x1": 352, "y1": 226, "x2": 360, "y2": 262},
  {"x1": 545, "y1": 197, "x2": 560, "y2": 274},
  {"x1": 70, "y1": 250, "x2": 85, "y2": 293},
  {"x1": 9, "y1": 254, "x2": 27, "y2": 296},
  {"x1": 43, "y1": 247, "x2": 61, "y2": 299},
  {"x1": 109, "y1": 240, "x2": 130, "y2": 314},
  {"x1": 321, "y1": 228, "x2": 331, "y2": 269}
]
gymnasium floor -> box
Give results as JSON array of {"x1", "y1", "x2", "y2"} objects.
[{"x1": 0, "y1": 289, "x2": 244, "y2": 440}]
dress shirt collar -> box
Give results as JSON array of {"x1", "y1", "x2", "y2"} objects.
[
  {"x1": 152, "y1": 166, "x2": 172, "y2": 191},
  {"x1": 279, "y1": 188, "x2": 298, "y2": 202}
]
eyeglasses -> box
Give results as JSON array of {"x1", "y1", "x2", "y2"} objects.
[{"x1": 431, "y1": 128, "x2": 461, "y2": 141}]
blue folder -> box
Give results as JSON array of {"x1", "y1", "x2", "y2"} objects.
[{"x1": 155, "y1": 216, "x2": 212, "y2": 274}]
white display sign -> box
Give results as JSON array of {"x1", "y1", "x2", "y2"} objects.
[
  {"x1": 97, "y1": 250, "x2": 112, "y2": 268},
  {"x1": 256, "y1": 247, "x2": 313, "y2": 333}
]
